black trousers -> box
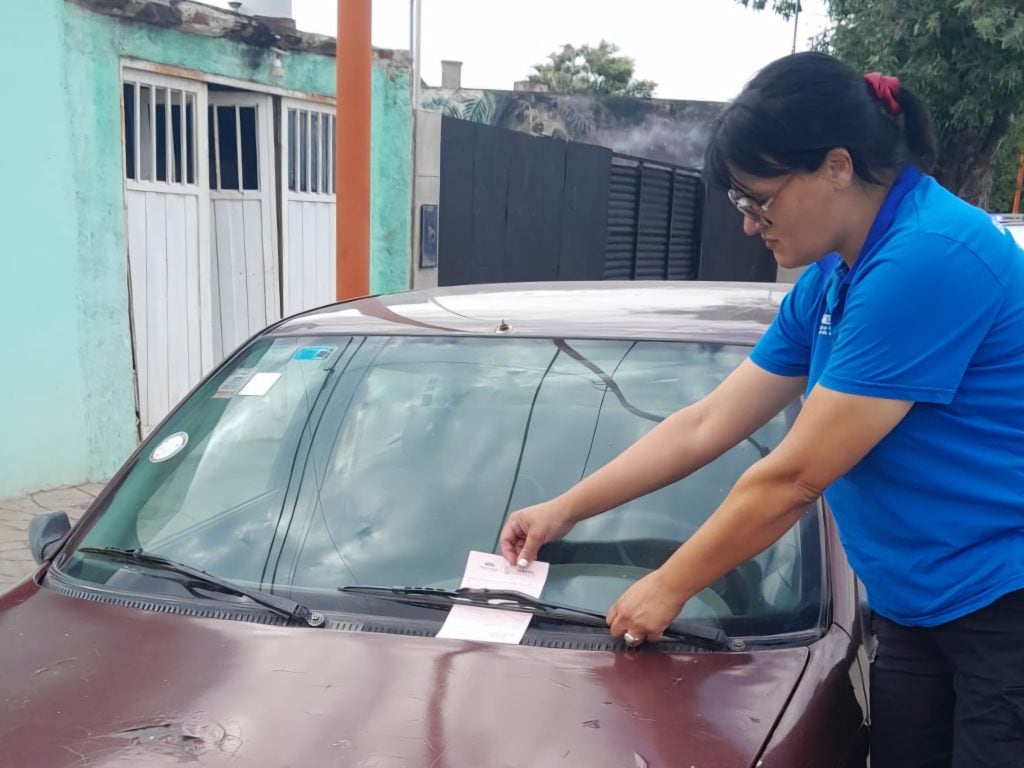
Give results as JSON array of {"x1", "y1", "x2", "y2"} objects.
[{"x1": 870, "y1": 589, "x2": 1024, "y2": 768}]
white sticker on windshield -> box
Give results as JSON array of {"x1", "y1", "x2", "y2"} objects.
[
  {"x1": 239, "y1": 372, "x2": 282, "y2": 397},
  {"x1": 150, "y1": 432, "x2": 189, "y2": 463}
]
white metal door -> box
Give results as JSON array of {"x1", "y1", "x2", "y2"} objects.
[
  {"x1": 122, "y1": 68, "x2": 212, "y2": 437},
  {"x1": 208, "y1": 91, "x2": 280, "y2": 362},
  {"x1": 280, "y1": 99, "x2": 337, "y2": 315}
]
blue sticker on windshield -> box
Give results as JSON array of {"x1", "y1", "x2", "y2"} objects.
[{"x1": 294, "y1": 346, "x2": 335, "y2": 361}]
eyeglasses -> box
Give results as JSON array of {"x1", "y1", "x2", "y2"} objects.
[{"x1": 727, "y1": 175, "x2": 795, "y2": 229}]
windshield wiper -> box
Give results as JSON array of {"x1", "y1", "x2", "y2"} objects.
[
  {"x1": 76, "y1": 546, "x2": 326, "y2": 627},
  {"x1": 337, "y1": 585, "x2": 730, "y2": 650}
]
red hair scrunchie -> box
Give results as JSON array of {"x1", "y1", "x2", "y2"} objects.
[{"x1": 864, "y1": 72, "x2": 901, "y2": 115}]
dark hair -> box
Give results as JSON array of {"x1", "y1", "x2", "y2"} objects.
[{"x1": 704, "y1": 51, "x2": 936, "y2": 189}]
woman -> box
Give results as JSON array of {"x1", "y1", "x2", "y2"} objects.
[{"x1": 498, "y1": 51, "x2": 1024, "y2": 767}]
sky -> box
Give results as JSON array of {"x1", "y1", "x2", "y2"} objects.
[{"x1": 207, "y1": 0, "x2": 832, "y2": 102}]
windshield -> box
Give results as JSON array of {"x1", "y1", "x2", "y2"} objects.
[{"x1": 61, "y1": 335, "x2": 821, "y2": 637}]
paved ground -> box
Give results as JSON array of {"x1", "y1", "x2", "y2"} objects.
[{"x1": 0, "y1": 483, "x2": 107, "y2": 593}]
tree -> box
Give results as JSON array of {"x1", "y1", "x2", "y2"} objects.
[
  {"x1": 990, "y1": 120, "x2": 1024, "y2": 212},
  {"x1": 739, "y1": 0, "x2": 802, "y2": 18},
  {"x1": 737, "y1": 0, "x2": 1024, "y2": 209},
  {"x1": 528, "y1": 41, "x2": 657, "y2": 98}
]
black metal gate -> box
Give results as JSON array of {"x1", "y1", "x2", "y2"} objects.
[
  {"x1": 438, "y1": 117, "x2": 612, "y2": 286},
  {"x1": 437, "y1": 116, "x2": 773, "y2": 286},
  {"x1": 603, "y1": 156, "x2": 702, "y2": 280}
]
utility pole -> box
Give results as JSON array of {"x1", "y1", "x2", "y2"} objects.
[
  {"x1": 410, "y1": 0, "x2": 422, "y2": 110},
  {"x1": 408, "y1": 0, "x2": 422, "y2": 287},
  {"x1": 336, "y1": 0, "x2": 372, "y2": 299},
  {"x1": 791, "y1": 1, "x2": 801, "y2": 54}
]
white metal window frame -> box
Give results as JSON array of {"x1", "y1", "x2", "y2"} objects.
[
  {"x1": 280, "y1": 97, "x2": 338, "y2": 316},
  {"x1": 283, "y1": 101, "x2": 338, "y2": 203},
  {"x1": 120, "y1": 64, "x2": 215, "y2": 382},
  {"x1": 121, "y1": 59, "x2": 339, "y2": 204},
  {"x1": 207, "y1": 90, "x2": 282, "y2": 346},
  {"x1": 119, "y1": 59, "x2": 341, "y2": 364},
  {"x1": 207, "y1": 91, "x2": 276, "y2": 198},
  {"x1": 122, "y1": 69, "x2": 210, "y2": 198}
]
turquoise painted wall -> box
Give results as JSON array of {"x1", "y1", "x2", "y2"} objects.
[
  {"x1": 63, "y1": 5, "x2": 412, "y2": 296},
  {"x1": 65, "y1": 4, "x2": 338, "y2": 98},
  {"x1": 371, "y1": 68, "x2": 412, "y2": 294},
  {"x1": 0, "y1": 2, "x2": 411, "y2": 499},
  {"x1": 0, "y1": 0, "x2": 93, "y2": 497}
]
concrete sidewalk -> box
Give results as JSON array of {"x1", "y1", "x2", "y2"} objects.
[{"x1": 0, "y1": 483, "x2": 106, "y2": 593}]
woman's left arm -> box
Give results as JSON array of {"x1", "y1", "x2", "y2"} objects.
[{"x1": 606, "y1": 384, "x2": 911, "y2": 641}]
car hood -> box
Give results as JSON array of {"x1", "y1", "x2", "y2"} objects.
[{"x1": 1, "y1": 582, "x2": 809, "y2": 768}]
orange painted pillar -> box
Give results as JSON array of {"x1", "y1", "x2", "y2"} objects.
[{"x1": 336, "y1": 0, "x2": 372, "y2": 299}]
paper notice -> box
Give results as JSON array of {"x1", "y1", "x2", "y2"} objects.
[
  {"x1": 239, "y1": 372, "x2": 282, "y2": 397},
  {"x1": 434, "y1": 605, "x2": 536, "y2": 644},
  {"x1": 458, "y1": 550, "x2": 549, "y2": 596},
  {"x1": 435, "y1": 551, "x2": 550, "y2": 644}
]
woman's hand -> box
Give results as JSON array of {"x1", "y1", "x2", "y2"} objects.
[
  {"x1": 606, "y1": 569, "x2": 687, "y2": 646},
  {"x1": 498, "y1": 500, "x2": 576, "y2": 567}
]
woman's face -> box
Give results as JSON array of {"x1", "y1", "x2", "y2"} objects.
[{"x1": 729, "y1": 164, "x2": 845, "y2": 269}]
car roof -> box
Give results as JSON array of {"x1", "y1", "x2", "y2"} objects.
[
  {"x1": 270, "y1": 280, "x2": 791, "y2": 345},
  {"x1": 992, "y1": 213, "x2": 1024, "y2": 249}
]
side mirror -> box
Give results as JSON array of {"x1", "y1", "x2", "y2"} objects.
[{"x1": 28, "y1": 511, "x2": 72, "y2": 565}]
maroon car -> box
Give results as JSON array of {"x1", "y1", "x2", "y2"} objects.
[{"x1": 1, "y1": 282, "x2": 870, "y2": 767}]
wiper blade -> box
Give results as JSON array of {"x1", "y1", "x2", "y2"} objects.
[
  {"x1": 338, "y1": 585, "x2": 729, "y2": 649},
  {"x1": 77, "y1": 546, "x2": 325, "y2": 627}
]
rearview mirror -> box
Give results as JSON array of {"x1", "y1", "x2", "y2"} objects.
[{"x1": 28, "y1": 511, "x2": 71, "y2": 565}]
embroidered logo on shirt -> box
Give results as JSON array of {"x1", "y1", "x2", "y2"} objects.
[{"x1": 818, "y1": 313, "x2": 832, "y2": 336}]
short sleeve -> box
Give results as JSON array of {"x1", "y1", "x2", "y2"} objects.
[
  {"x1": 819, "y1": 234, "x2": 1005, "y2": 404},
  {"x1": 750, "y1": 268, "x2": 822, "y2": 378}
]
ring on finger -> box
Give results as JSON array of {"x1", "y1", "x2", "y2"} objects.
[{"x1": 624, "y1": 631, "x2": 643, "y2": 647}]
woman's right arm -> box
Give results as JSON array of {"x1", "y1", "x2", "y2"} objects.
[{"x1": 499, "y1": 359, "x2": 807, "y2": 565}]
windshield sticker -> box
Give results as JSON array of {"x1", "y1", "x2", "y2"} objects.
[
  {"x1": 294, "y1": 346, "x2": 336, "y2": 362},
  {"x1": 150, "y1": 432, "x2": 189, "y2": 463},
  {"x1": 239, "y1": 372, "x2": 282, "y2": 397},
  {"x1": 212, "y1": 368, "x2": 253, "y2": 399}
]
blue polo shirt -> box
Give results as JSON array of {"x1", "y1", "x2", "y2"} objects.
[{"x1": 751, "y1": 167, "x2": 1024, "y2": 627}]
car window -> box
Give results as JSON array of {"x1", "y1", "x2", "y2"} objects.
[
  {"x1": 73, "y1": 337, "x2": 342, "y2": 582},
  {"x1": 63, "y1": 334, "x2": 820, "y2": 638},
  {"x1": 262, "y1": 336, "x2": 815, "y2": 634}
]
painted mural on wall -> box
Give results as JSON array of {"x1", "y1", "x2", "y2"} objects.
[{"x1": 420, "y1": 88, "x2": 726, "y2": 169}]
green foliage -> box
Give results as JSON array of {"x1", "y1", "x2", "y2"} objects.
[
  {"x1": 735, "y1": 0, "x2": 802, "y2": 19},
  {"x1": 421, "y1": 91, "x2": 496, "y2": 124},
  {"x1": 528, "y1": 40, "x2": 657, "y2": 98},
  {"x1": 738, "y1": 0, "x2": 1024, "y2": 208},
  {"x1": 990, "y1": 120, "x2": 1024, "y2": 212},
  {"x1": 461, "y1": 92, "x2": 497, "y2": 124},
  {"x1": 420, "y1": 93, "x2": 448, "y2": 112}
]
